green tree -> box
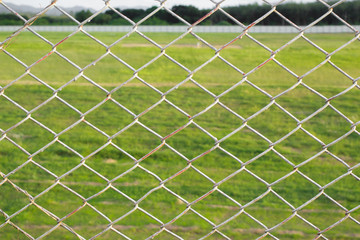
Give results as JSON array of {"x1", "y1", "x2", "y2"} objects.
[{"x1": 75, "y1": 10, "x2": 93, "y2": 22}]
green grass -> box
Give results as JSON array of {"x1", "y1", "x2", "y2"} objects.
[{"x1": 0, "y1": 31, "x2": 359, "y2": 239}]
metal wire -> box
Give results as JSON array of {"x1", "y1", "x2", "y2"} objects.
[{"x1": 0, "y1": 0, "x2": 359, "y2": 239}]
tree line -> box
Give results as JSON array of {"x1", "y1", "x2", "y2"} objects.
[{"x1": 1, "y1": 1, "x2": 359, "y2": 26}]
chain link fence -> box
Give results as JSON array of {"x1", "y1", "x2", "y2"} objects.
[{"x1": 0, "y1": 0, "x2": 359, "y2": 239}]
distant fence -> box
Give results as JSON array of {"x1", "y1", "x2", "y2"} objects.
[{"x1": 0, "y1": 25, "x2": 359, "y2": 33}]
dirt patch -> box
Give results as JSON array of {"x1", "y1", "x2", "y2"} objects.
[{"x1": 105, "y1": 158, "x2": 117, "y2": 164}]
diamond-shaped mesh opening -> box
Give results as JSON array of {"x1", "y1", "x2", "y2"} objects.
[
  {"x1": 246, "y1": 191, "x2": 293, "y2": 228},
  {"x1": 140, "y1": 101, "x2": 188, "y2": 137},
  {"x1": 85, "y1": 145, "x2": 134, "y2": 180},
  {"x1": 249, "y1": 104, "x2": 297, "y2": 142},
  {"x1": 166, "y1": 167, "x2": 213, "y2": 203},
  {"x1": 247, "y1": 60, "x2": 298, "y2": 96},
  {"x1": 276, "y1": 84, "x2": 325, "y2": 120},
  {"x1": 272, "y1": 172, "x2": 319, "y2": 207},
  {"x1": 56, "y1": 31, "x2": 105, "y2": 68},
  {"x1": 141, "y1": 188, "x2": 186, "y2": 223},
  {"x1": 302, "y1": 106, "x2": 351, "y2": 144},
  {"x1": 193, "y1": 148, "x2": 242, "y2": 182},
  {"x1": 140, "y1": 145, "x2": 187, "y2": 180},
  {"x1": 195, "y1": 103, "x2": 243, "y2": 139},
  {"x1": 193, "y1": 190, "x2": 239, "y2": 225},
  {"x1": 167, "y1": 210, "x2": 213, "y2": 239},
  {"x1": 246, "y1": 150, "x2": 293, "y2": 184},
  {"x1": 88, "y1": 188, "x2": 133, "y2": 221},
  {"x1": 113, "y1": 209, "x2": 160, "y2": 239},
  {"x1": 30, "y1": 52, "x2": 79, "y2": 88},
  {"x1": 166, "y1": 123, "x2": 215, "y2": 160},
  {"x1": 220, "y1": 82, "x2": 270, "y2": 119},
  {"x1": 59, "y1": 76, "x2": 107, "y2": 113},
  {"x1": 113, "y1": 166, "x2": 159, "y2": 200},
  {"x1": 36, "y1": 184, "x2": 83, "y2": 218},
  {"x1": 166, "y1": 82, "x2": 215, "y2": 117},
  {"x1": 32, "y1": 141, "x2": 80, "y2": 176},
  {"x1": 85, "y1": 100, "x2": 134, "y2": 136},
  {"x1": 219, "y1": 169, "x2": 268, "y2": 205},
  {"x1": 221, "y1": 127, "x2": 269, "y2": 162},
  {"x1": 166, "y1": 34, "x2": 215, "y2": 71},
  {"x1": 7, "y1": 119, "x2": 53, "y2": 153},
  {"x1": 111, "y1": 82, "x2": 161, "y2": 115},
  {"x1": 11, "y1": 204, "x2": 56, "y2": 239},
  {"x1": 139, "y1": 55, "x2": 189, "y2": 91},
  {"x1": 304, "y1": 62, "x2": 354, "y2": 98},
  {"x1": 59, "y1": 121, "x2": 108, "y2": 157},
  {"x1": 8, "y1": 161, "x2": 55, "y2": 196},
  {"x1": 299, "y1": 194, "x2": 345, "y2": 230},
  {"x1": 0, "y1": 181, "x2": 29, "y2": 216},
  {"x1": 0, "y1": 139, "x2": 28, "y2": 174},
  {"x1": 61, "y1": 165, "x2": 107, "y2": 198},
  {"x1": 112, "y1": 123, "x2": 161, "y2": 160},
  {"x1": 84, "y1": 54, "x2": 134, "y2": 90},
  {"x1": 275, "y1": 129, "x2": 322, "y2": 165},
  {"x1": 63, "y1": 204, "x2": 109, "y2": 239},
  {"x1": 193, "y1": 57, "x2": 243, "y2": 93},
  {"x1": 111, "y1": 33, "x2": 160, "y2": 70},
  {"x1": 220, "y1": 35, "x2": 271, "y2": 74},
  {"x1": 32, "y1": 98, "x2": 80, "y2": 133},
  {"x1": 300, "y1": 153, "x2": 348, "y2": 186},
  {"x1": 4, "y1": 74, "x2": 53, "y2": 111}
]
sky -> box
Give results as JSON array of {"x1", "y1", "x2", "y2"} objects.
[{"x1": 4, "y1": 0, "x2": 292, "y2": 10}]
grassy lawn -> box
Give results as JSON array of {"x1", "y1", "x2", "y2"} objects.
[{"x1": 0, "y1": 31, "x2": 359, "y2": 239}]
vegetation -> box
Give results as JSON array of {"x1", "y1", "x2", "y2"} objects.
[
  {"x1": 0, "y1": 31, "x2": 359, "y2": 239},
  {"x1": 1, "y1": 1, "x2": 360, "y2": 26}
]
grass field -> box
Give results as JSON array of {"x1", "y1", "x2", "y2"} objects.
[{"x1": 0, "y1": 30, "x2": 359, "y2": 239}]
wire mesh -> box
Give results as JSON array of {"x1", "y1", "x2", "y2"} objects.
[{"x1": 0, "y1": 0, "x2": 359, "y2": 239}]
